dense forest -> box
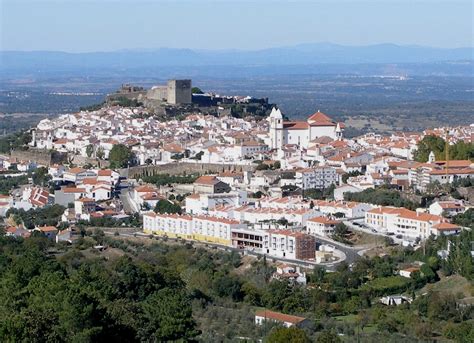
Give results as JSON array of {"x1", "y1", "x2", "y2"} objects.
[{"x1": 0, "y1": 225, "x2": 472, "y2": 342}]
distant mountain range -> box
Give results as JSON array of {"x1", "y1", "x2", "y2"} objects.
[{"x1": 1, "y1": 43, "x2": 473, "y2": 78}]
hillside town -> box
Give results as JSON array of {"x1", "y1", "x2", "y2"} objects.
[
  {"x1": 2, "y1": 0, "x2": 473, "y2": 340},
  {"x1": 0, "y1": 81, "x2": 473, "y2": 342},
  {"x1": 1, "y1": 82, "x2": 472, "y2": 269}
]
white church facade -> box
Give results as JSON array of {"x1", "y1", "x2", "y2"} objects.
[{"x1": 268, "y1": 108, "x2": 344, "y2": 150}]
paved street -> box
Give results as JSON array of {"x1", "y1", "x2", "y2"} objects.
[
  {"x1": 315, "y1": 235, "x2": 364, "y2": 267},
  {"x1": 118, "y1": 184, "x2": 138, "y2": 214}
]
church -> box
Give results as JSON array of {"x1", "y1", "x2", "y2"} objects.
[{"x1": 268, "y1": 108, "x2": 344, "y2": 150}]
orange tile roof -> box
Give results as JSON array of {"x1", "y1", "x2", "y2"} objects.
[
  {"x1": 194, "y1": 175, "x2": 219, "y2": 185},
  {"x1": 307, "y1": 110, "x2": 336, "y2": 127},
  {"x1": 255, "y1": 310, "x2": 306, "y2": 324},
  {"x1": 64, "y1": 187, "x2": 86, "y2": 193},
  {"x1": 283, "y1": 121, "x2": 309, "y2": 130},
  {"x1": 432, "y1": 222, "x2": 461, "y2": 230},
  {"x1": 67, "y1": 167, "x2": 86, "y2": 174},
  {"x1": 98, "y1": 169, "x2": 112, "y2": 176},
  {"x1": 39, "y1": 226, "x2": 57, "y2": 232},
  {"x1": 308, "y1": 216, "x2": 341, "y2": 225},
  {"x1": 136, "y1": 185, "x2": 157, "y2": 193},
  {"x1": 194, "y1": 215, "x2": 240, "y2": 225}
]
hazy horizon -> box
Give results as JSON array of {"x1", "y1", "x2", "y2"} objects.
[
  {"x1": 1, "y1": 0, "x2": 472, "y2": 53},
  {"x1": 2, "y1": 42, "x2": 474, "y2": 54}
]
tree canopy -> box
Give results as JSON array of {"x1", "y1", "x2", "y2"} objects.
[
  {"x1": 414, "y1": 135, "x2": 474, "y2": 162},
  {"x1": 344, "y1": 187, "x2": 417, "y2": 209},
  {"x1": 154, "y1": 199, "x2": 182, "y2": 214},
  {"x1": 191, "y1": 87, "x2": 204, "y2": 94},
  {"x1": 108, "y1": 144, "x2": 135, "y2": 168},
  {"x1": 265, "y1": 326, "x2": 310, "y2": 343}
]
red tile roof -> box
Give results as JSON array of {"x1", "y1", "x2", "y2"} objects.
[
  {"x1": 307, "y1": 110, "x2": 336, "y2": 126},
  {"x1": 283, "y1": 121, "x2": 309, "y2": 130},
  {"x1": 255, "y1": 310, "x2": 306, "y2": 324}
]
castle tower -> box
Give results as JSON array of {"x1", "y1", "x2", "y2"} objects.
[
  {"x1": 167, "y1": 79, "x2": 192, "y2": 105},
  {"x1": 269, "y1": 107, "x2": 284, "y2": 150}
]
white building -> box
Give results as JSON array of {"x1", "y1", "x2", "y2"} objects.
[
  {"x1": 408, "y1": 161, "x2": 474, "y2": 191},
  {"x1": 185, "y1": 191, "x2": 246, "y2": 215},
  {"x1": 143, "y1": 212, "x2": 246, "y2": 246},
  {"x1": 365, "y1": 206, "x2": 462, "y2": 240},
  {"x1": 269, "y1": 108, "x2": 343, "y2": 150},
  {"x1": 295, "y1": 166, "x2": 338, "y2": 190},
  {"x1": 333, "y1": 184, "x2": 363, "y2": 201},
  {"x1": 312, "y1": 200, "x2": 373, "y2": 218},
  {"x1": 63, "y1": 167, "x2": 97, "y2": 183},
  {"x1": 255, "y1": 310, "x2": 307, "y2": 328},
  {"x1": 306, "y1": 216, "x2": 342, "y2": 237},
  {"x1": 428, "y1": 200, "x2": 466, "y2": 217},
  {"x1": 263, "y1": 230, "x2": 316, "y2": 260},
  {"x1": 233, "y1": 206, "x2": 322, "y2": 227}
]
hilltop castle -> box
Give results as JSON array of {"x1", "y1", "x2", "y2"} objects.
[{"x1": 268, "y1": 108, "x2": 344, "y2": 150}]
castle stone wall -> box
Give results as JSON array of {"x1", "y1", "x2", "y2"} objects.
[{"x1": 123, "y1": 162, "x2": 256, "y2": 179}]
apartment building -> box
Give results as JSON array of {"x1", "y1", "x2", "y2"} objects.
[
  {"x1": 306, "y1": 216, "x2": 342, "y2": 237},
  {"x1": 312, "y1": 200, "x2": 373, "y2": 218},
  {"x1": 143, "y1": 212, "x2": 246, "y2": 245},
  {"x1": 233, "y1": 206, "x2": 322, "y2": 227},
  {"x1": 365, "y1": 206, "x2": 462, "y2": 240},
  {"x1": 263, "y1": 230, "x2": 316, "y2": 260},
  {"x1": 185, "y1": 191, "x2": 246, "y2": 215},
  {"x1": 295, "y1": 166, "x2": 338, "y2": 190},
  {"x1": 408, "y1": 161, "x2": 474, "y2": 191}
]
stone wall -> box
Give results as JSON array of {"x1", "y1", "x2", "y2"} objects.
[
  {"x1": 123, "y1": 162, "x2": 256, "y2": 179},
  {"x1": 71, "y1": 155, "x2": 110, "y2": 168},
  {"x1": 10, "y1": 148, "x2": 67, "y2": 166}
]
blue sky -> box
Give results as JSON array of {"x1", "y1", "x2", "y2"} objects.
[{"x1": 1, "y1": 0, "x2": 472, "y2": 52}]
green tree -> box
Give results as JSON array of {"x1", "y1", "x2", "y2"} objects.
[
  {"x1": 140, "y1": 288, "x2": 199, "y2": 341},
  {"x1": 344, "y1": 187, "x2": 417, "y2": 209},
  {"x1": 452, "y1": 208, "x2": 474, "y2": 229},
  {"x1": 212, "y1": 274, "x2": 243, "y2": 301},
  {"x1": 109, "y1": 144, "x2": 135, "y2": 168},
  {"x1": 154, "y1": 199, "x2": 182, "y2": 215},
  {"x1": 96, "y1": 146, "x2": 105, "y2": 160},
  {"x1": 316, "y1": 330, "x2": 342, "y2": 343},
  {"x1": 191, "y1": 87, "x2": 204, "y2": 94},
  {"x1": 333, "y1": 223, "x2": 348, "y2": 237},
  {"x1": 342, "y1": 170, "x2": 363, "y2": 183},
  {"x1": 32, "y1": 167, "x2": 51, "y2": 186},
  {"x1": 265, "y1": 326, "x2": 310, "y2": 343},
  {"x1": 414, "y1": 135, "x2": 446, "y2": 162},
  {"x1": 86, "y1": 144, "x2": 94, "y2": 158},
  {"x1": 414, "y1": 135, "x2": 474, "y2": 162}
]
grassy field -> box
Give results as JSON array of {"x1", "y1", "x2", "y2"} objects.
[
  {"x1": 334, "y1": 314, "x2": 377, "y2": 333},
  {"x1": 419, "y1": 274, "x2": 473, "y2": 298},
  {"x1": 349, "y1": 231, "x2": 387, "y2": 247}
]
